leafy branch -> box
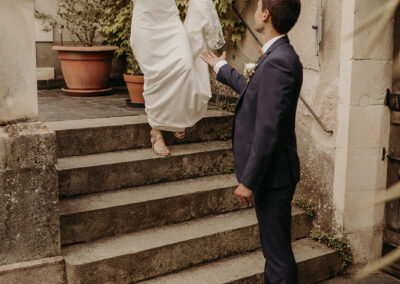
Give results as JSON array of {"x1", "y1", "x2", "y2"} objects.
[{"x1": 35, "y1": 0, "x2": 110, "y2": 47}]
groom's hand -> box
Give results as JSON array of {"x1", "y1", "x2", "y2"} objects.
[
  {"x1": 201, "y1": 51, "x2": 226, "y2": 68},
  {"x1": 235, "y1": 184, "x2": 254, "y2": 204}
]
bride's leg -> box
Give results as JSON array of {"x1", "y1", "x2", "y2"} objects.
[
  {"x1": 150, "y1": 128, "x2": 170, "y2": 156},
  {"x1": 174, "y1": 130, "x2": 186, "y2": 139}
]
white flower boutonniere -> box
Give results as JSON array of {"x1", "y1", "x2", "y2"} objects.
[{"x1": 243, "y1": 62, "x2": 258, "y2": 82}]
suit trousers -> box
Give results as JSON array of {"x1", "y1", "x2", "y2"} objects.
[{"x1": 253, "y1": 184, "x2": 298, "y2": 284}]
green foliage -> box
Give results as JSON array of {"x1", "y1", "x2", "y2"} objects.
[
  {"x1": 101, "y1": 0, "x2": 246, "y2": 75},
  {"x1": 34, "y1": 10, "x2": 57, "y2": 32},
  {"x1": 57, "y1": 0, "x2": 109, "y2": 46},
  {"x1": 310, "y1": 226, "x2": 353, "y2": 272},
  {"x1": 222, "y1": 164, "x2": 235, "y2": 174},
  {"x1": 35, "y1": 0, "x2": 109, "y2": 47},
  {"x1": 293, "y1": 196, "x2": 315, "y2": 217},
  {"x1": 217, "y1": 100, "x2": 236, "y2": 113},
  {"x1": 101, "y1": 0, "x2": 142, "y2": 75}
]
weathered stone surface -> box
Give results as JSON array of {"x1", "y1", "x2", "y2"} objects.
[
  {"x1": 46, "y1": 110, "x2": 233, "y2": 158},
  {"x1": 0, "y1": 256, "x2": 65, "y2": 284},
  {"x1": 0, "y1": 123, "x2": 60, "y2": 265},
  {"x1": 57, "y1": 140, "x2": 234, "y2": 197},
  {"x1": 295, "y1": 124, "x2": 335, "y2": 232},
  {"x1": 142, "y1": 239, "x2": 341, "y2": 284},
  {"x1": 63, "y1": 209, "x2": 260, "y2": 284},
  {"x1": 333, "y1": 0, "x2": 393, "y2": 265},
  {"x1": 0, "y1": 123, "x2": 56, "y2": 170},
  {"x1": 60, "y1": 175, "x2": 312, "y2": 245},
  {"x1": 0, "y1": 0, "x2": 38, "y2": 124},
  {"x1": 60, "y1": 175, "x2": 245, "y2": 245},
  {"x1": 62, "y1": 208, "x2": 315, "y2": 284},
  {"x1": 0, "y1": 168, "x2": 60, "y2": 265},
  {"x1": 321, "y1": 273, "x2": 400, "y2": 284}
]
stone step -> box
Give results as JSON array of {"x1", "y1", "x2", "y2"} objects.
[
  {"x1": 62, "y1": 208, "x2": 319, "y2": 284},
  {"x1": 60, "y1": 174, "x2": 313, "y2": 245},
  {"x1": 139, "y1": 238, "x2": 342, "y2": 284},
  {"x1": 57, "y1": 140, "x2": 234, "y2": 198},
  {"x1": 45, "y1": 110, "x2": 233, "y2": 158},
  {"x1": 60, "y1": 174, "x2": 239, "y2": 245},
  {"x1": 62, "y1": 209, "x2": 258, "y2": 283}
]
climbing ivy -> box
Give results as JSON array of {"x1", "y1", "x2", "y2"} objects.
[
  {"x1": 310, "y1": 226, "x2": 353, "y2": 273},
  {"x1": 293, "y1": 196, "x2": 315, "y2": 217},
  {"x1": 101, "y1": 0, "x2": 246, "y2": 75},
  {"x1": 34, "y1": 10, "x2": 57, "y2": 33}
]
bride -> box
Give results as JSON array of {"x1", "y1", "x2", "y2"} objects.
[{"x1": 130, "y1": 0, "x2": 225, "y2": 156}]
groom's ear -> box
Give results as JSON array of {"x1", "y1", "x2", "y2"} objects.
[{"x1": 262, "y1": 9, "x2": 271, "y2": 23}]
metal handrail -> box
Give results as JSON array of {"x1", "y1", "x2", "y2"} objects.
[{"x1": 232, "y1": 6, "x2": 334, "y2": 135}]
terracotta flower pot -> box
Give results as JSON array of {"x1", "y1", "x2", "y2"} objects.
[
  {"x1": 52, "y1": 45, "x2": 118, "y2": 96},
  {"x1": 124, "y1": 73, "x2": 145, "y2": 105}
]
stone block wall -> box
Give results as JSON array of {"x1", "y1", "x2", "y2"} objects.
[{"x1": 0, "y1": 1, "x2": 65, "y2": 282}]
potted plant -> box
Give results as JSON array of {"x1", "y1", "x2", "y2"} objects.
[
  {"x1": 123, "y1": 52, "x2": 145, "y2": 106},
  {"x1": 102, "y1": 0, "x2": 144, "y2": 106},
  {"x1": 51, "y1": 0, "x2": 118, "y2": 96}
]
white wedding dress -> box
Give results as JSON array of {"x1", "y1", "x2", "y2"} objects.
[{"x1": 130, "y1": 0, "x2": 225, "y2": 132}]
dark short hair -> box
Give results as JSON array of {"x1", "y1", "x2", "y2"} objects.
[{"x1": 262, "y1": 0, "x2": 301, "y2": 34}]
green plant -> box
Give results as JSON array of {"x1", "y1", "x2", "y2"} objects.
[
  {"x1": 217, "y1": 100, "x2": 236, "y2": 113},
  {"x1": 293, "y1": 196, "x2": 315, "y2": 217},
  {"x1": 101, "y1": 0, "x2": 142, "y2": 75},
  {"x1": 34, "y1": 10, "x2": 57, "y2": 32},
  {"x1": 58, "y1": 0, "x2": 110, "y2": 46},
  {"x1": 222, "y1": 164, "x2": 235, "y2": 174},
  {"x1": 310, "y1": 226, "x2": 353, "y2": 273},
  {"x1": 35, "y1": 0, "x2": 109, "y2": 47}
]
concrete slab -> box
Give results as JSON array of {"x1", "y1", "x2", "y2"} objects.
[{"x1": 38, "y1": 88, "x2": 145, "y2": 122}]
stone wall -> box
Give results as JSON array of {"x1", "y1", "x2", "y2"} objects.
[
  {"x1": 0, "y1": 1, "x2": 65, "y2": 282},
  {"x1": 0, "y1": 0, "x2": 39, "y2": 124}
]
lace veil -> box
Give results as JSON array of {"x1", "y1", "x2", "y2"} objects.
[
  {"x1": 204, "y1": 0, "x2": 225, "y2": 49},
  {"x1": 185, "y1": 0, "x2": 225, "y2": 50}
]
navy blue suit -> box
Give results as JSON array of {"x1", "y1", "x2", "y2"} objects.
[{"x1": 217, "y1": 36, "x2": 303, "y2": 284}]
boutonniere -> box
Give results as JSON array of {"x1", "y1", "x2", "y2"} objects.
[{"x1": 244, "y1": 62, "x2": 258, "y2": 82}]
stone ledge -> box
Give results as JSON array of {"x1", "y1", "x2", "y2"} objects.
[
  {"x1": 0, "y1": 122, "x2": 56, "y2": 170},
  {"x1": 0, "y1": 256, "x2": 66, "y2": 284}
]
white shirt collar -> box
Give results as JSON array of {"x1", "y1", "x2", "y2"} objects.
[{"x1": 261, "y1": 35, "x2": 286, "y2": 54}]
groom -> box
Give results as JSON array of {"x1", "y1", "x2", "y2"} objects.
[{"x1": 201, "y1": 0, "x2": 302, "y2": 283}]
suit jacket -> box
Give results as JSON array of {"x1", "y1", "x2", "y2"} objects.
[{"x1": 217, "y1": 36, "x2": 303, "y2": 190}]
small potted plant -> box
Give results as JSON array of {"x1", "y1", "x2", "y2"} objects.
[
  {"x1": 51, "y1": 0, "x2": 118, "y2": 96},
  {"x1": 123, "y1": 52, "x2": 145, "y2": 106},
  {"x1": 102, "y1": 0, "x2": 144, "y2": 106}
]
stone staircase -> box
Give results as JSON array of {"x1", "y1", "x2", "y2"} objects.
[{"x1": 46, "y1": 110, "x2": 342, "y2": 284}]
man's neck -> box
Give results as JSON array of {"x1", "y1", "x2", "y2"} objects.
[{"x1": 260, "y1": 28, "x2": 283, "y2": 46}]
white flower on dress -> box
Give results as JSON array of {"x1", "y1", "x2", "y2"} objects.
[{"x1": 243, "y1": 62, "x2": 258, "y2": 81}]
